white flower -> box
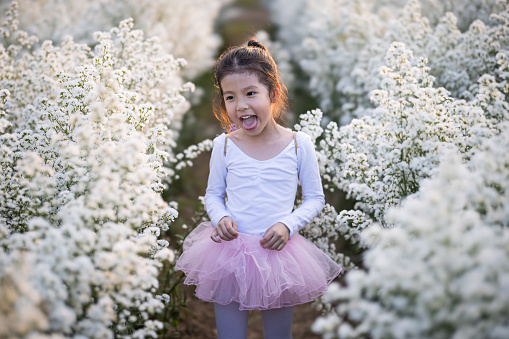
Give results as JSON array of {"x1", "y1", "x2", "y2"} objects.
[
  {"x1": 313, "y1": 124, "x2": 509, "y2": 338},
  {"x1": 266, "y1": 0, "x2": 507, "y2": 124},
  {"x1": 0, "y1": 8, "x2": 190, "y2": 337},
  {"x1": 2, "y1": 0, "x2": 232, "y2": 79}
]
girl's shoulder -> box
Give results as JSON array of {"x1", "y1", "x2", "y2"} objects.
[
  {"x1": 218, "y1": 129, "x2": 245, "y2": 149},
  {"x1": 212, "y1": 133, "x2": 227, "y2": 145},
  {"x1": 294, "y1": 130, "x2": 312, "y2": 147}
]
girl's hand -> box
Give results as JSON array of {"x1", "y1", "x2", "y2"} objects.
[
  {"x1": 260, "y1": 223, "x2": 290, "y2": 251},
  {"x1": 211, "y1": 216, "x2": 239, "y2": 243}
]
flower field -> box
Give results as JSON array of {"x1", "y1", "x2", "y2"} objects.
[{"x1": 1, "y1": 0, "x2": 508, "y2": 338}]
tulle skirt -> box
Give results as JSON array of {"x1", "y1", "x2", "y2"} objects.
[{"x1": 175, "y1": 222, "x2": 342, "y2": 310}]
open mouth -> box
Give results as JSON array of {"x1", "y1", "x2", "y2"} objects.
[{"x1": 240, "y1": 115, "x2": 258, "y2": 130}]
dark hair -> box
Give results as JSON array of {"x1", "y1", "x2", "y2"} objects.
[{"x1": 213, "y1": 39, "x2": 289, "y2": 132}]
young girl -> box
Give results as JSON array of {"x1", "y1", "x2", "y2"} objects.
[{"x1": 176, "y1": 39, "x2": 341, "y2": 339}]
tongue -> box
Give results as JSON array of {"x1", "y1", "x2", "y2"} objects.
[{"x1": 242, "y1": 116, "x2": 257, "y2": 130}]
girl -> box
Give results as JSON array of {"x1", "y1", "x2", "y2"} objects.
[{"x1": 176, "y1": 39, "x2": 341, "y2": 339}]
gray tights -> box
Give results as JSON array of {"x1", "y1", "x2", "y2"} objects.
[{"x1": 214, "y1": 302, "x2": 294, "y2": 339}]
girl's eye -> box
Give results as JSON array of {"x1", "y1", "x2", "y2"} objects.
[
  {"x1": 247, "y1": 91, "x2": 256, "y2": 96},
  {"x1": 225, "y1": 95, "x2": 234, "y2": 101}
]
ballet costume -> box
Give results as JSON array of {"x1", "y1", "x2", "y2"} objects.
[{"x1": 175, "y1": 131, "x2": 342, "y2": 311}]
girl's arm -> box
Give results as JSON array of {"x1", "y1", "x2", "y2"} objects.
[
  {"x1": 279, "y1": 132, "x2": 325, "y2": 237},
  {"x1": 204, "y1": 135, "x2": 233, "y2": 227}
]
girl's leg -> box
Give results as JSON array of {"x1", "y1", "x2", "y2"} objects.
[
  {"x1": 261, "y1": 306, "x2": 294, "y2": 339},
  {"x1": 214, "y1": 302, "x2": 249, "y2": 339}
]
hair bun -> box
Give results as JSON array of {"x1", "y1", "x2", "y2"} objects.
[{"x1": 247, "y1": 39, "x2": 267, "y2": 51}]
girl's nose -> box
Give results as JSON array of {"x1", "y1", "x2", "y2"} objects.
[{"x1": 236, "y1": 100, "x2": 248, "y2": 111}]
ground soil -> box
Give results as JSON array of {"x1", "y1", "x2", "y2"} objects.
[{"x1": 174, "y1": 285, "x2": 322, "y2": 339}]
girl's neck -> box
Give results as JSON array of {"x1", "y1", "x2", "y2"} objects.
[
  {"x1": 230, "y1": 123, "x2": 293, "y2": 161},
  {"x1": 237, "y1": 119, "x2": 282, "y2": 143}
]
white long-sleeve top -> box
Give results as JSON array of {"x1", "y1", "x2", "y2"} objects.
[{"x1": 204, "y1": 131, "x2": 325, "y2": 237}]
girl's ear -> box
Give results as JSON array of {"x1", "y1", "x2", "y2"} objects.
[{"x1": 270, "y1": 84, "x2": 281, "y2": 103}]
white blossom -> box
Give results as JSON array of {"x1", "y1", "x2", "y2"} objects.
[
  {"x1": 0, "y1": 5, "x2": 185, "y2": 337},
  {"x1": 303, "y1": 42, "x2": 497, "y2": 225},
  {"x1": 264, "y1": 0, "x2": 507, "y2": 123},
  {"x1": 314, "y1": 123, "x2": 509, "y2": 338},
  {"x1": 284, "y1": 5, "x2": 509, "y2": 336},
  {"x1": 1, "y1": 0, "x2": 232, "y2": 79}
]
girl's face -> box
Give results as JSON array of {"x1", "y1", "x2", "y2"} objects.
[{"x1": 221, "y1": 72, "x2": 277, "y2": 138}]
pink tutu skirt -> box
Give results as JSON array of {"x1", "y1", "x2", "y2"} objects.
[{"x1": 175, "y1": 222, "x2": 342, "y2": 310}]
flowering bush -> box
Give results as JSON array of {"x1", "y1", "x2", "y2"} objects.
[
  {"x1": 293, "y1": 42, "x2": 506, "y2": 252},
  {"x1": 319, "y1": 42, "x2": 501, "y2": 223},
  {"x1": 285, "y1": 2, "x2": 509, "y2": 338},
  {"x1": 312, "y1": 122, "x2": 509, "y2": 338},
  {"x1": 265, "y1": 0, "x2": 507, "y2": 123},
  {"x1": 0, "y1": 0, "x2": 232, "y2": 79},
  {"x1": 293, "y1": 40, "x2": 501, "y2": 271},
  {"x1": 0, "y1": 2, "x2": 192, "y2": 337}
]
